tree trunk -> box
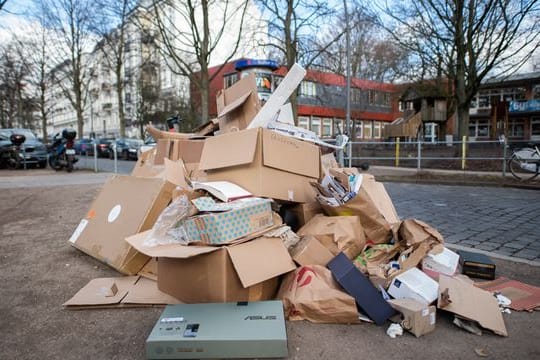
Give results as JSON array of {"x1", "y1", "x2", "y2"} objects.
[{"x1": 117, "y1": 61, "x2": 125, "y2": 137}]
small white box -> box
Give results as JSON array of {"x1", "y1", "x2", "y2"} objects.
[
  {"x1": 388, "y1": 268, "x2": 439, "y2": 305},
  {"x1": 422, "y1": 247, "x2": 460, "y2": 280}
]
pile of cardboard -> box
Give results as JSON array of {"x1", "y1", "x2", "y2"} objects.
[{"x1": 65, "y1": 64, "x2": 520, "y2": 339}]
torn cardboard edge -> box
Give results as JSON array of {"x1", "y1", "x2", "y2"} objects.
[
  {"x1": 63, "y1": 276, "x2": 181, "y2": 309},
  {"x1": 437, "y1": 274, "x2": 508, "y2": 336}
]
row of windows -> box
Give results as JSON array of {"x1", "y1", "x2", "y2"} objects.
[
  {"x1": 223, "y1": 73, "x2": 392, "y2": 106},
  {"x1": 297, "y1": 116, "x2": 385, "y2": 139},
  {"x1": 468, "y1": 118, "x2": 540, "y2": 138}
]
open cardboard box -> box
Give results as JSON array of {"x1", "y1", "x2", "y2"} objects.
[
  {"x1": 198, "y1": 127, "x2": 320, "y2": 203},
  {"x1": 154, "y1": 138, "x2": 205, "y2": 167},
  {"x1": 126, "y1": 230, "x2": 296, "y2": 303},
  {"x1": 216, "y1": 73, "x2": 261, "y2": 133},
  {"x1": 69, "y1": 175, "x2": 176, "y2": 275}
]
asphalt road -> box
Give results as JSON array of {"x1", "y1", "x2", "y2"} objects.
[{"x1": 0, "y1": 170, "x2": 539, "y2": 360}]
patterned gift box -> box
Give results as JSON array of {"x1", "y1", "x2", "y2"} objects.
[{"x1": 179, "y1": 197, "x2": 274, "y2": 245}]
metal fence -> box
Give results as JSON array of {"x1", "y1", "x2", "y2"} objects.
[{"x1": 340, "y1": 137, "x2": 538, "y2": 176}]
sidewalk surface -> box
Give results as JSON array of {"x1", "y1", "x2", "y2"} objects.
[{"x1": 0, "y1": 167, "x2": 539, "y2": 359}]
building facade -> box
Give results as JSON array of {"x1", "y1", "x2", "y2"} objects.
[
  {"x1": 469, "y1": 71, "x2": 540, "y2": 142},
  {"x1": 198, "y1": 58, "x2": 402, "y2": 140}
]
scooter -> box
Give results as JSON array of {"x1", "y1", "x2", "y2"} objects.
[{"x1": 48, "y1": 128, "x2": 78, "y2": 172}]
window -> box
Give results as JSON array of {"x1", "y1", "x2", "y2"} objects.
[
  {"x1": 351, "y1": 88, "x2": 362, "y2": 104},
  {"x1": 354, "y1": 121, "x2": 363, "y2": 139},
  {"x1": 334, "y1": 119, "x2": 345, "y2": 135},
  {"x1": 322, "y1": 118, "x2": 332, "y2": 138},
  {"x1": 273, "y1": 75, "x2": 283, "y2": 91},
  {"x1": 373, "y1": 121, "x2": 382, "y2": 139},
  {"x1": 382, "y1": 92, "x2": 391, "y2": 106},
  {"x1": 468, "y1": 119, "x2": 490, "y2": 138},
  {"x1": 534, "y1": 86, "x2": 540, "y2": 100},
  {"x1": 509, "y1": 119, "x2": 525, "y2": 137},
  {"x1": 311, "y1": 117, "x2": 321, "y2": 136},
  {"x1": 224, "y1": 73, "x2": 238, "y2": 88},
  {"x1": 363, "y1": 121, "x2": 372, "y2": 139},
  {"x1": 368, "y1": 90, "x2": 376, "y2": 105},
  {"x1": 299, "y1": 81, "x2": 317, "y2": 98},
  {"x1": 255, "y1": 73, "x2": 272, "y2": 94},
  {"x1": 298, "y1": 116, "x2": 309, "y2": 130},
  {"x1": 531, "y1": 118, "x2": 540, "y2": 139}
]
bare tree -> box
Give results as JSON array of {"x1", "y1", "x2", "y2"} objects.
[
  {"x1": 142, "y1": 0, "x2": 250, "y2": 125},
  {"x1": 377, "y1": 0, "x2": 540, "y2": 139},
  {"x1": 316, "y1": 3, "x2": 407, "y2": 82},
  {"x1": 255, "y1": 0, "x2": 343, "y2": 122},
  {"x1": 92, "y1": 0, "x2": 138, "y2": 138},
  {"x1": 12, "y1": 23, "x2": 55, "y2": 142},
  {"x1": 35, "y1": 0, "x2": 99, "y2": 138},
  {"x1": 0, "y1": 41, "x2": 31, "y2": 129}
]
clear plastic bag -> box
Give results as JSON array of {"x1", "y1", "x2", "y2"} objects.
[{"x1": 143, "y1": 195, "x2": 193, "y2": 247}]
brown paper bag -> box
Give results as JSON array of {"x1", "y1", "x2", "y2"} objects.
[
  {"x1": 398, "y1": 219, "x2": 444, "y2": 247},
  {"x1": 320, "y1": 187, "x2": 392, "y2": 244},
  {"x1": 277, "y1": 265, "x2": 360, "y2": 324},
  {"x1": 297, "y1": 214, "x2": 365, "y2": 259}
]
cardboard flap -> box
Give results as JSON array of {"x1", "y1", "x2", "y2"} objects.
[
  {"x1": 438, "y1": 275, "x2": 507, "y2": 336},
  {"x1": 125, "y1": 230, "x2": 220, "y2": 258},
  {"x1": 227, "y1": 237, "x2": 296, "y2": 288},
  {"x1": 199, "y1": 128, "x2": 259, "y2": 170},
  {"x1": 63, "y1": 276, "x2": 138, "y2": 306},
  {"x1": 218, "y1": 91, "x2": 252, "y2": 118},
  {"x1": 122, "y1": 277, "x2": 181, "y2": 305},
  {"x1": 262, "y1": 129, "x2": 320, "y2": 178}
]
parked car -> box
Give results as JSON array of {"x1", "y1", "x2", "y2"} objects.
[
  {"x1": 109, "y1": 137, "x2": 143, "y2": 160},
  {"x1": 95, "y1": 138, "x2": 113, "y2": 158},
  {"x1": 138, "y1": 135, "x2": 156, "y2": 157},
  {"x1": 0, "y1": 128, "x2": 48, "y2": 168},
  {"x1": 74, "y1": 138, "x2": 95, "y2": 156}
]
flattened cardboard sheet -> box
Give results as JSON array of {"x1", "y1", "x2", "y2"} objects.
[
  {"x1": 437, "y1": 275, "x2": 507, "y2": 336},
  {"x1": 63, "y1": 276, "x2": 180, "y2": 308}
]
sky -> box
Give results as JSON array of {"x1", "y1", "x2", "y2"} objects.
[{"x1": 0, "y1": 0, "x2": 35, "y2": 43}]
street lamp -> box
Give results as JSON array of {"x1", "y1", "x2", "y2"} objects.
[{"x1": 344, "y1": 0, "x2": 352, "y2": 167}]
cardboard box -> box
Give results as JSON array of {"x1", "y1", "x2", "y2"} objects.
[
  {"x1": 154, "y1": 138, "x2": 205, "y2": 167},
  {"x1": 69, "y1": 175, "x2": 175, "y2": 275},
  {"x1": 458, "y1": 250, "x2": 496, "y2": 280},
  {"x1": 126, "y1": 230, "x2": 296, "y2": 303},
  {"x1": 216, "y1": 73, "x2": 261, "y2": 133},
  {"x1": 388, "y1": 298, "x2": 436, "y2": 337},
  {"x1": 289, "y1": 235, "x2": 335, "y2": 266},
  {"x1": 177, "y1": 197, "x2": 274, "y2": 245},
  {"x1": 199, "y1": 127, "x2": 320, "y2": 203},
  {"x1": 327, "y1": 252, "x2": 395, "y2": 325},
  {"x1": 287, "y1": 201, "x2": 322, "y2": 229},
  {"x1": 388, "y1": 268, "x2": 439, "y2": 305},
  {"x1": 422, "y1": 246, "x2": 460, "y2": 280}
]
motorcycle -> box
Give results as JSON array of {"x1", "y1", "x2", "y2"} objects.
[
  {"x1": 0, "y1": 133, "x2": 26, "y2": 169},
  {"x1": 48, "y1": 128, "x2": 78, "y2": 172}
]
